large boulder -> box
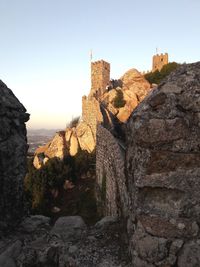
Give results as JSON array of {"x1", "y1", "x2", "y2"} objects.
[
  {"x1": 76, "y1": 121, "x2": 95, "y2": 153},
  {"x1": 42, "y1": 131, "x2": 66, "y2": 159},
  {"x1": 121, "y1": 68, "x2": 150, "y2": 98},
  {"x1": 126, "y1": 62, "x2": 200, "y2": 266},
  {"x1": 0, "y1": 80, "x2": 29, "y2": 229},
  {"x1": 102, "y1": 69, "x2": 151, "y2": 122},
  {"x1": 51, "y1": 216, "x2": 87, "y2": 241},
  {"x1": 33, "y1": 131, "x2": 67, "y2": 169},
  {"x1": 69, "y1": 131, "x2": 79, "y2": 156}
]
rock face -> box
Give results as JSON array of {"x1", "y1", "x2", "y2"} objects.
[
  {"x1": 96, "y1": 62, "x2": 200, "y2": 266},
  {"x1": 0, "y1": 80, "x2": 29, "y2": 229},
  {"x1": 102, "y1": 69, "x2": 151, "y2": 122},
  {"x1": 33, "y1": 131, "x2": 67, "y2": 169}
]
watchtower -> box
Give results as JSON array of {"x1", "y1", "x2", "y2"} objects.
[
  {"x1": 152, "y1": 53, "x2": 168, "y2": 72},
  {"x1": 91, "y1": 60, "x2": 110, "y2": 98}
]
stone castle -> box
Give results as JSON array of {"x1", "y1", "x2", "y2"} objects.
[
  {"x1": 1, "y1": 56, "x2": 200, "y2": 267},
  {"x1": 90, "y1": 54, "x2": 169, "y2": 89},
  {"x1": 33, "y1": 58, "x2": 151, "y2": 168},
  {"x1": 33, "y1": 52, "x2": 169, "y2": 168},
  {"x1": 90, "y1": 60, "x2": 110, "y2": 98},
  {"x1": 152, "y1": 52, "x2": 169, "y2": 72}
]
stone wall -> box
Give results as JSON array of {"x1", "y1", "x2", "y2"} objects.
[
  {"x1": 126, "y1": 62, "x2": 200, "y2": 266},
  {"x1": 152, "y1": 53, "x2": 168, "y2": 72},
  {"x1": 0, "y1": 80, "x2": 29, "y2": 229},
  {"x1": 96, "y1": 62, "x2": 200, "y2": 266},
  {"x1": 82, "y1": 96, "x2": 103, "y2": 140},
  {"x1": 96, "y1": 124, "x2": 129, "y2": 217}
]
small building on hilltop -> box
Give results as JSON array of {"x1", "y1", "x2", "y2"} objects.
[
  {"x1": 152, "y1": 52, "x2": 169, "y2": 72},
  {"x1": 90, "y1": 60, "x2": 110, "y2": 99}
]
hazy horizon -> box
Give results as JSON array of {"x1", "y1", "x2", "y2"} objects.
[{"x1": 0, "y1": 0, "x2": 199, "y2": 129}]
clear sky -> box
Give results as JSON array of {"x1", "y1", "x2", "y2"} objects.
[{"x1": 0, "y1": 0, "x2": 199, "y2": 129}]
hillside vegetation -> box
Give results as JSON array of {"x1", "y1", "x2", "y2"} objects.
[
  {"x1": 145, "y1": 62, "x2": 180, "y2": 84},
  {"x1": 24, "y1": 149, "x2": 97, "y2": 222}
]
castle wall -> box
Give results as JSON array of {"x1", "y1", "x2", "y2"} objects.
[
  {"x1": 82, "y1": 96, "x2": 103, "y2": 140},
  {"x1": 91, "y1": 60, "x2": 110, "y2": 97},
  {"x1": 96, "y1": 124, "x2": 129, "y2": 217},
  {"x1": 152, "y1": 53, "x2": 168, "y2": 72}
]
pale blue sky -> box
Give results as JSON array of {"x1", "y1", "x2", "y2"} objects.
[{"x1": 0, "y1": 0, "x2": 199, "y2": 129}]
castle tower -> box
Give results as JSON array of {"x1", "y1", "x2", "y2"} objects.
[
  {"x1": 152, "y1": 53, "x2": 168, "y2": 72},
  {"x1": 90, "y1": 60, "x2": 110, "y2": 98}
]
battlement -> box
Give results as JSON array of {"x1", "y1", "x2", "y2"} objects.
[
  {"x1": 91, "y1": 60, "x2": 110, "y2": 68},
  {"x1": 152, "y1": 53, "x2": 168, "y2": 72}
]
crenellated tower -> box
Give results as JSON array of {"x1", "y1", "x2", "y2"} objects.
[
  {"x1": 90, "y1": 60, "x2": 110, "y2": 98},
  {"x1": 152, "y1": 53, "x2": 168, "y2": 72}
]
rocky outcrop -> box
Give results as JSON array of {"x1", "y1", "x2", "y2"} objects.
[
  {"x1": 0, "y1": 80, "x2": 29, "y2": 229},
  {"x1": 76, "y1": 122, "x2": 95, "y2": 153},
  {"x1": 102, "y1": 69, "x2": 151, "y2": 122},
  {"x1": 96, "y1": 62, "x2": 200, "y2": 266},
  {"x1": 33, "y1": 131, "x2": 67, "y2": 169}
]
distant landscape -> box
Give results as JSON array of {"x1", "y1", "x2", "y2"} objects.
[{"x1": 27, "y1": 129, "x2": 61, "y2": 154}]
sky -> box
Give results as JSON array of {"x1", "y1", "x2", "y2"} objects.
[{"x1": 0, "y1": 0, "x2": 199, "y2": 129}]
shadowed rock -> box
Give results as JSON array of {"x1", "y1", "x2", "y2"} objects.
[{"x1": 0, "y1": 80, "x2": 29, "y2": 230}]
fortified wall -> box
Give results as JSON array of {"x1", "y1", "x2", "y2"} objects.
[
  {"x1": 81, "y1": 59, "x2": 111, "y2": 144},
  {"x1": 96, "y1": 124, "x2": 129, "y2": 217},
  {"x1": 96, "y1": 62, "x2": 200, "y2": 266},
  {"x1": 82, "y1": 96, "x2": 103, "y2": 140}
]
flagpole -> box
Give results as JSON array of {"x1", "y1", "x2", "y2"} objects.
[{"x1": 90, "y1": 49, "x2": 93, "y2": 62}]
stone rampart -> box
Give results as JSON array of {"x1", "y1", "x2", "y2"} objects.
[
  {"x1": 82, "y1": 96, "x2": 103, "y2": 140},
  {"x1": 96, "y1": 124, "x2": 129, "y2": 217}
]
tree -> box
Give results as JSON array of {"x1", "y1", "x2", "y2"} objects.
[{"x1": 112, "y1": 89, "x2": 126, "y2": 108}]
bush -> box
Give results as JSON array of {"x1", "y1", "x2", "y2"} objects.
[
  {"x1": 25, "y1": 149, "x2": 96, "y2": 214},
  {"x1": 24, "y1": 157, "x2": 71, "y2": 213},
  {"x1": 67, "y1": 116, "x2": 80, "y2": 128},
  {"x1": 112, "y1": 89, "x2": 126, "y2": 108},
  {"x1": 145, "y1": 62, "x2": 180, "y2": 85}
]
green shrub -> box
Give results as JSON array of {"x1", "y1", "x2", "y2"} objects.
[
  {"x1": 112, "y1": 89, "x2": 126, "y2": 108},
  {"x1": 145, "y1": 62, "x2": 180, "y2": 85},
  {"x1": 25, "y1": 149, "x2": 96, "y2": 214},
  {"x1": 67, "y1": 116, "x2": 80, "y2": 128}
]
